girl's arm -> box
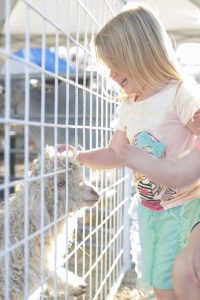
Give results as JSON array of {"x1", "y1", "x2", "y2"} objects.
[
  {"x1": 118, "y1": 142, "x2": 200, "y2": 187},
  {"x1": 118, "y1": 108, "x2": 200, "y2": 187},
  {"x1": 60, "y1": 130, "x2": 130, "y2": 170}
]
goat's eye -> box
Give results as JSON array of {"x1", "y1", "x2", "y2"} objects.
[
  {"x1": 57, "y1": 180, "x2": 65, "y2": 187},
  {"x1": 68, "y1": 162, "x2": 73, "y2": 170}
]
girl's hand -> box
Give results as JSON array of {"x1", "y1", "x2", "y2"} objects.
[{"x1": 57, "y1": 144, "x2": 75, "y2": 154}]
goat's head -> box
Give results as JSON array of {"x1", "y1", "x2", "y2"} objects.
[{"x1": 30, "y1": 146, "x2": 100, "y2": 219}]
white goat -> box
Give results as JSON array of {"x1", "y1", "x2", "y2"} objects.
[{"x1": 0, "y1": 146, "x2": 100, "y2": 299}]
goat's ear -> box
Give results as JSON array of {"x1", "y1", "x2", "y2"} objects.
[{"x1": 29, "y1": 193, "x2": 51, "y2": 230}]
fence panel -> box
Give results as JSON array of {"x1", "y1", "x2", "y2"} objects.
[{"x1": 0, "y1": 1, "x2": 132, "y2": 299}]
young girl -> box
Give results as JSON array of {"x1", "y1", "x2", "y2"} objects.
[{"x1": 59, "y1": 5, "x2": 200, "y2": 300}]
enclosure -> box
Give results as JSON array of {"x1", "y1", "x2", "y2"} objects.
[
  {"x1": 1, "y1": 0, "x2": 200, "y2": 299},
  {"x1": 0, "y1": 0, "x2": 135, "y2": 299}
]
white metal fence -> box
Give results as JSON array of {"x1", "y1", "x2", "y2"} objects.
[{"x1": 0, "y1": 0, "x2": 132, "y2": 299}]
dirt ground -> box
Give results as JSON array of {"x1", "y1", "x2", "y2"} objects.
[{"x1": 114, "y1": 264, "x2": 156, "y2": 300}]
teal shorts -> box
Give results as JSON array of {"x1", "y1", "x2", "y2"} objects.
[{"x1": 137, "y1": 198, "x2": 200, "y2": 291}]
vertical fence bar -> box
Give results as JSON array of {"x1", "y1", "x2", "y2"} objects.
[
  {"x1": 4, "y1": 0, "x2": 11, "y2": 299},
  {"x1": 64, "y1": 0, "x2": 71, "y2": 298},
  {"x1": 24, "y1": 2, "x2": 31, "y2": 298},
  {"x1": 39, "y1": 0, "x2": 46, "y2": 297}
]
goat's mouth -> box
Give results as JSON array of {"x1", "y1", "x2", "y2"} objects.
[{"x1": 83, "y1": 198, "x2": 100, "y2": 207}]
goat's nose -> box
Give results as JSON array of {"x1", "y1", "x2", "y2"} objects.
[
  {"x1": 91, "y1": 189, "x2": 100, "y2": 197},
  {"x1": 92, "y1": 190, "x2": 99, "y2": 196}
]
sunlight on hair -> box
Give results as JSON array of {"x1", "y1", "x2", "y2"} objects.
[
  {"x1": 89, "y1": 39, "x2": 110, "y2": 76},
  {"x1": 89, "y1": 38, "x2": 121, "y2": 100}
]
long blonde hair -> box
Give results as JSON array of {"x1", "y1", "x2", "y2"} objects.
[{"x1": 94, "y1": 5, "x2": 183, "y2": 93}]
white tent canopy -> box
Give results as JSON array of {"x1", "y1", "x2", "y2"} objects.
[
  {"x1": 0, "y1": 0, "x2": 200, "y2": 74},
  {"x1": 0, "y1": 0, "x2": 200, "y2": 46},
  {"x1": 0, "y1": 0, "x2": 123, "y2": 50}
]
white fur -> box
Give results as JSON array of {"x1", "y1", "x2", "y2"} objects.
[{"x1": 0, "y1": 146, "x2": 100, "y2": 299}]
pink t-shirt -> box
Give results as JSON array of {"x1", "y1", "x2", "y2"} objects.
[{"x1": 115, "y1": 80, "x2": 200, "y2": 210}]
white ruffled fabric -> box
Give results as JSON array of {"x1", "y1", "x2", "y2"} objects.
[{"x1": 128, "y1": 194, "x2": 153, "y2": 297}]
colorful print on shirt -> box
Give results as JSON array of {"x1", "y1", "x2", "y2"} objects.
[
  {"x1": 133, "y1": 131, "x2": 166, "y2": 158},
  {"x1": 132, "y1": 131, "x2": 180, "y2": 209}
]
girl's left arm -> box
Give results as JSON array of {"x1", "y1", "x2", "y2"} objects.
[
  {"x1": 125, "y1": 107, "x2": 200, "y2": 186},
  {"x1": 118, "y1": 142, "x2": 200, "y2": 187},
  {"x1": 117, "y1": 110, "x2": 200, "y2": 187}
]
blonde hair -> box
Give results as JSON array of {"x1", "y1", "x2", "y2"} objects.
[{"x1": 94, "y1": 5, "x2": 183, "y2": 93}]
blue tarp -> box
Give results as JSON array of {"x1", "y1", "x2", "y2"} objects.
[{"x1": 14, "y1": 48, "x2": 76, "y2": 74}]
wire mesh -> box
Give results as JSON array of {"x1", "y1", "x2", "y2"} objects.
[{"x1": 0, "y1": 1, "x2": 132, "y2": 299}]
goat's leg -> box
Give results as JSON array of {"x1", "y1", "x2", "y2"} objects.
[
  {"x1": 67, "y1": 270, "x2": 87, "y2": 296},
  {"x1": 46, "y1": 268, "x2": 87, "y2": 297}
]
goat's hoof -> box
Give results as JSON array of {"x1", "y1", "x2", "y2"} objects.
[{"x1": 68, "y1": 278, "x2": 88, "y2": 296}]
